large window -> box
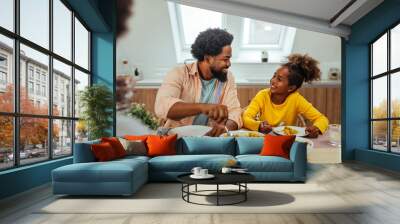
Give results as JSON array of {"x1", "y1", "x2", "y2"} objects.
[
  {"x1": 168, "y1": 2, "x2": 296, "y2": 63},
  {"x1": 0, "y1": 0, "x2": 91, "y2": 170},
  {"x1": 370, "y1": 23, "x2": 400, "y2": 153}
]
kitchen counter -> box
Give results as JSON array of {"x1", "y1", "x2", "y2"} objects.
[{"x1": 135, "y1": 79, "x2": 341, "y2": 88}]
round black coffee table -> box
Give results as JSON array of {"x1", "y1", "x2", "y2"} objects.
[{"x1": 177, "y1": 173, "x2": 255, "y2": 206}]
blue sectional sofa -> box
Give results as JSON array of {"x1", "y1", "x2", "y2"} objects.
[{"x1": 52, "y1": 137, "x2": 307, "y2": 196}]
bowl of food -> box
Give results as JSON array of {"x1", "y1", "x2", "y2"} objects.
[
  {"x1": 273, "y1": 126, "x2": 307, "y2": 137},
  {"x1": 220, "y1": 130, "x2": 265, "y2": 138}
]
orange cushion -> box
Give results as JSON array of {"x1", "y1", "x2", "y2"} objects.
[
  {"x1": 101, "y1": 137, "x2": 127, "y2": 158},
  {"x1": 260, "y1": 134, "x2": 296, "y2": 159},
  {"x1": 124, "y1": 135, "x2": 152, "y2": 142},
  {"x1": 91, "y1": 142, "x2": 118, "y2": 162},
  {"x1": 146, "y1": 134, "x2": 177, "y2": 157}
]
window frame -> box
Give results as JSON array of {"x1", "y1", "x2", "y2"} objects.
[
  {"x1": 370, "y1": 20, "x2": 400, "y2": 154},
  {"x1": 0, "y1": 0, "x2": 92, "y2": 171}
]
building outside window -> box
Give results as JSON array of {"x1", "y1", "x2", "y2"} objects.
[
  {"x1": 0, "y1": 71, "x2": 6, "y2": 84},
  {"x1": 35, "y1": 70, "x2": 40, "y2": 81},
  {"x1": 28, "y1": 81, "x2": 34, "y2": 94},
  {"x1": 0, "y1": 54, "x2": 7, "y2": 89},
  {"x1": 35, "y1": 83, "x2": 40, "y2": 95},
  {"x1": 41, "y1": 73, "x2": 46, "y2": 83},
  {"x1": 28, "y1": 67, "x2": 34, "y2": 80},
  {"x1": 42, "y1": 85, "x2": 46, "y2": 97},
  {"x1": 0, "y1": 54, "x2": 7, "y2": 67}
]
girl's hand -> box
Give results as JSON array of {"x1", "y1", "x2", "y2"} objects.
[
  {"x1": 259, "y1": 121, "x2": 273, "y2": 134},
  {"x1": 305, "y1": 125, "x2": 320, "y2": 138}
]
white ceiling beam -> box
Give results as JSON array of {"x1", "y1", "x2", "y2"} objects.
[
  {"x1": 167, "y1": 0, "x2": 351, "y2": 38},
  {"x1": 330, "y1": 0, "x2": 368, "y2": 27}
]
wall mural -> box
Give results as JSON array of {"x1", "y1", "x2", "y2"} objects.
[{"x1": 115, "y1": 0, "x2": 343, "y2": 158}]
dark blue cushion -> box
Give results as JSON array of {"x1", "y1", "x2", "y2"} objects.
[
  {"x1": 73, "y1": 139, "x2": 100, "y2": 163},
  {"x1": 149, "y1": 154, "x2": 235, "y2": 172},
  {"x1": 177, "y1": 137, "x2": 236, "y2": 155},
  {"x1": 235, "y1": 137, "x2": 264, "y2": 155},
  {"x1": 236, "y1": 155, "x2": 293, "y2": 172}
]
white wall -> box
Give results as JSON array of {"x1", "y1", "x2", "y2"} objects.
[{"x1": 117, "y1": 0, "x2": 341, "y2": 82}]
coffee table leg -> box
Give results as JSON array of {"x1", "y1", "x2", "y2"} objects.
[
  {"x1": 195, "y1": 184, "x2": 197, "y2": 192},
  {"x1": 187, "y1": 184, "x2": 190, "y2": 202},
  {"x1": 245, "y1": 183, "x2": 247, "y2": 201},
  {"x1": 217, "y1": 184, "x2": 219, "y2": 206}
]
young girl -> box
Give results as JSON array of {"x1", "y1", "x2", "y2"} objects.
[{"x1": 242, "y1": 54, "x2": 329, "y2": 138}]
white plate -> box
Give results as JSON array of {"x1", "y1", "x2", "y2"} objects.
[
  {"x1": 190, "y1": 174, "x2": 215, "y2": 179},
  {"x1": 220, "y1": 130, "x2": 265, "y2": 138},
  {"x1": 168, "y1": 125, "x2": 212, "y2": 138},
  {"x1": 273, "y1": 126, "x2": 307, "y2": 137}
]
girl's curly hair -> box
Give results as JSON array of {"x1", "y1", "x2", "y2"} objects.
[{"x1": 283, "y1": 54, "x2": 321, "y2": 89}]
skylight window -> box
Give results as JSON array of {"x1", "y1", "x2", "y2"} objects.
[
  {"x1": 168, "y1": 2, "x2": 296, "y2": 63},
  {"x1": 178, "y1": 5, "x2": 222, "y2": 47}
]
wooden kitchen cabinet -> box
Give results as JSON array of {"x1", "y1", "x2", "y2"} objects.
[{"x1": 132, "y1": 85, "x2": 341, "y2": 124}]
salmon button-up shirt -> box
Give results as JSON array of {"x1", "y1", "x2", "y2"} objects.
[{"x1": 154, "y1": 62, "x2": 243, "y2": 129}]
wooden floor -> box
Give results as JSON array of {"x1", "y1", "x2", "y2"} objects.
[{"x1": 1, "y1": 162, "x2": 400, "y2": 224}]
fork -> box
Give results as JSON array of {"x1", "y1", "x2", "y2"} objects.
[{"x1": 224, "y1": 126, "x2": 233, "y2": 137}]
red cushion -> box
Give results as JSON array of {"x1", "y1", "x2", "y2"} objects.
[
  {"x1": 101, "y1": 137, "x2": 127, "y2": 158},
  {"x1": 260, "y1": 134, "x2": 296, "y2": 159},
  {"x1": 146, "y1": 134, "x2": 177, "y2": 157},
  {"x1": 91, "y1": 142, "x2": 118, "y2": 162}
]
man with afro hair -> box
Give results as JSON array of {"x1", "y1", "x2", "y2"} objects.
[{"x1": 155, "y1": 28, "x2": 242, "y2": 136}]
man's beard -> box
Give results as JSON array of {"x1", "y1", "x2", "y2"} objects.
[{"x1": 211, "y1": 67, "x2": 228, "y2": 82}]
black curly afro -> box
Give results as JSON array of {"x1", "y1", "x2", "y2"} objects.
[{"x1": 191, "y1": 28, "x2": 234, "y2": 61}]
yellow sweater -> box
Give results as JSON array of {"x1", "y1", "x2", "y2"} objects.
[{"x1": 242, "y1": 89, "x2": 329, "y2": 133}]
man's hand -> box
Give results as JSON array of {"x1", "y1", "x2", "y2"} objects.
[
  {"x1": 205, "y1": 123, "x2": 227, "y2": 137},
  {"x1": 259, "y1": 121, "x2": 273, "y2": 134},
  {"x1": 201, "y1": 104, "x2": 228, "y2": 124},
  {"x1": 306, "y1": 125, "x2": 320, "y2": 138}
]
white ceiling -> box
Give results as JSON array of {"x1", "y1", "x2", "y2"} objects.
[
  {"x1": 222, "y1": 0, "x2": 384, "y2": 26},
  {"x1": 224, "y1": 0, "x2": 353, "y2": 23},
  {"x1": 169, "y1": 0, "x2": 384, "y2": 38}
]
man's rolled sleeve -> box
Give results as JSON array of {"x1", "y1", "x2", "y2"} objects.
[{"x1": 154, "y1": 69, "x2": 184, "y2": 119}]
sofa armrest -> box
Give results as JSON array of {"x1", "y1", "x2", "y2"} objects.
[
  {"x1": 73, "y1": 140, "x2": 100, "y2": 163},
  {"x1": 289, "y1": 141, "x2": 307, "y2": 181}
]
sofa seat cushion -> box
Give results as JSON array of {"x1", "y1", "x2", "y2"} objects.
[
  {"x1": 116, "y1": 155, "x2": 150, "y2": 163},
  {"x1": 149, "y1": 154, "x2": 235, "y2": 172},
  {"x1": 53, "y1": 159, "x2": 147, "y2": 183},
  {"x1": 236, "y1": 155, "x2": 293, "y2": 172}
]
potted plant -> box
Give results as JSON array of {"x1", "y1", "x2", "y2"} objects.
[
  {"x1": 126, "y1": 103, "x2": 160, "y2": 130},
  {"x1": 79, "y1": 84, "x2": 113, "y2": 140}
]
